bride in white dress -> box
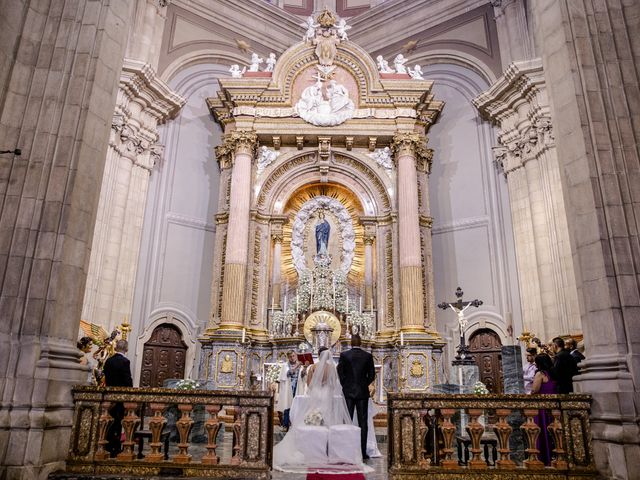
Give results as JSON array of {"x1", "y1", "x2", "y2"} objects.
[{"x1": 273, "y1": 349, "x2": 372, "y2": 474}]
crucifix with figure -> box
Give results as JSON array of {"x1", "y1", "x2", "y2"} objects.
[{"x1": 438, "y1": 287, "x2": 483, "y2": 366}]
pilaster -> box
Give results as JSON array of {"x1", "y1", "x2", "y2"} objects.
[{"x1": 473, "y1": 59, "x2": 581, "y2": 340}]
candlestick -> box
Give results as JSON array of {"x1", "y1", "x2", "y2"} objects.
[
  {"x1": 242, "y1": 328, "x2": 246, "y2": 343},
  {"x1": 296, "y1": 292, "x2": 299, "y2": 312},
  {"x1": 359, "y1": 296, "x2": 362, "y2": 313},
  {"x1": 346, "y1": 294, "x2": 349, "y2": 313},
  {"x1": 333, "y1": 278, "x2": 336, "y2": 311},
  {"x1": 400, "y1": 331, "x2": 404, "y2": 346}
]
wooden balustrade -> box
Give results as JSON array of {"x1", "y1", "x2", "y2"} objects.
[
  {"x1": 65, "y1": 385, "x2": 273, "y2": 479},
  {"x1": 387, "y1": 393, "x2": 597, "y2": 479}
]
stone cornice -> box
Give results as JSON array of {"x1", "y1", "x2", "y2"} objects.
[
  {"x1": 472, "y1": 58, "x2": 546, "y2": 124},
  {"x1": 473, "y1": 59, "x2": 556, "y2": 175},
  {"x1": 120, "y1": 59, "x2": 186, "y2": 123}
]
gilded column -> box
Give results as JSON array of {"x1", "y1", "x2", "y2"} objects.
[
  {"x1": 392, "y1": 133, "x2": 431, "y2": 331},
  {"x1": 271, "y1": 231, "x2": 283, "y2": 309},
  {"x1": 217, "y1": 130, "x2": 258, "y2": 329},
  {"x1": 363, "y1": 229, "x2": 375, "y2": 310}
]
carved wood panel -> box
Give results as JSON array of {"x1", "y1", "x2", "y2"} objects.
[
  {"x1": 140, "y1": 323, "x2": 187, "y2": 388},
  {"x1": 468, "y1": 328, "x2": 503, "y2": 394}
]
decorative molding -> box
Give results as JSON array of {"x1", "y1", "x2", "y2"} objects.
[
  {"x1": 166, "y1": 212, "x2": 216, "y2": 232},
  {"x1": 432, "y1": 216, "x2": 489, "y2": 235},
  {"x1": 391, "y1": 132, "x2": 434, "y2": 173},
  {"x1": 214, "y1": 129, "x2": 258, "y2": 166},
  {"x1": 290, "y1": 196, "x2": 356, "y2": 276}
]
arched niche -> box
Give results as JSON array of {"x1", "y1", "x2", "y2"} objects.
[{"x1": 256, "y1": 151, "x2": 392, "y2": 216}]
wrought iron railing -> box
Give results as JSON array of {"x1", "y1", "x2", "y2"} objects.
[
  {"x1": 387, "y1": 393, "x2": 597, "y2": 479},
  {"x1": 65, "y1": 386, "x2": 273, "y2": 479}
]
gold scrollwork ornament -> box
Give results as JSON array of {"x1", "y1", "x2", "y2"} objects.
[{"x1": 410, "y1": 359, "x2": 424, "y2": 377}]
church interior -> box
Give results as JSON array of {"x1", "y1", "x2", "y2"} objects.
[{"x1": 0, "y1": 0, "x2": 639, "y2": 479}]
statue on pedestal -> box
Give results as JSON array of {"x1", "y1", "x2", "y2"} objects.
[{"x1": 315, "y1": 211, "x2": 330, "y2": 256}]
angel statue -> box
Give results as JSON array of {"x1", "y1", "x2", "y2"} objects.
[
  {"x1": 393, "y1": 54, "x2": 408, "y2": 74},
  {"x1": 336, "y1": 18, "x2": 352, "y2": 41},
  {"x1": 301, "y1": 15, "x2": 318, "y2": 41},
  {"x1": 265, "y1": 53, "x2": 277, "y2": 72},
  {"x1": 376, "y1": 55, "x2": 394, "y2": 74},
  {"x1": 368, "y1": 147, "x2": 393, "y2": 170},
  {"x1": 248, "y1": 52, "x2": 263, "y2": 72},
  {"x1": 408, "y1": 64, "x2": 424, "y2": 80},
  {"x1": 229, "y1": 64, "x2": 246, "y2": 78}
]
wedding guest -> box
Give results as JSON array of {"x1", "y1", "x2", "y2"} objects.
[
  {"x1": 523, "y1": 347, "x2": 538, "y2": 394},
  {"x1": 551, "y1": 337, "x2": 578, "y2": 393},
  {"x1": 530, "y1": 354, "x2": 557, "y2": 465},
  {"x1": 103, "y1": 340, "x2": 133, "y2": 457},
  {"x1": 276, "y1": 350, "x2": 301, "y2": 431},
  {"x1": 565, "y1": 338, "x2": 585, "y2": 364},
  {"x1": 77, "y1": 336, "x2": 96, "y2": 384}
]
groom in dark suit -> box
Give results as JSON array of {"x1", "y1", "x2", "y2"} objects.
[
  {"x1": 337, "y1": 334, "x2": 376, "y2": 459},
  {"x1": 103, "y1": 340, "x2": 133, "y2": 457}
]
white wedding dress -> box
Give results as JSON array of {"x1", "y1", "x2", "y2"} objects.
[{"x1": 273, "y1": 350, "x2": 373, "y2": 474}]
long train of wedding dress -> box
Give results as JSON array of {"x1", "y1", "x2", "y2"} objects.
[{"x1": 272, "y1": 350, "x2": 373, "y2": 474}]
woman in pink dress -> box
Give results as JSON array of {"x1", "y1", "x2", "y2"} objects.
[{"x1": 530, "y1": 354, "x2": 558, "y2": 465}]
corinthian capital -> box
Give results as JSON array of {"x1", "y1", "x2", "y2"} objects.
[
  {"x1": 215, "y1": 129, "x2": 258, "y2": 168},
  {"x1": 391, "y1": 132, "x2": 434, "y2": 173}
]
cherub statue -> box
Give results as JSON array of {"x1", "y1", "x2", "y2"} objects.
[
  {"x1": 248, "y1": 52, "x2": 263, "y2": 72},
  {"x1": 256, "y1": 146, "x2": 280, "y2": 175},
  {"x1": 408, "y1": 64, "x2": 424, "y2": 80},
  {"x1": 300, "y1": 15, "x2": 318, "y2": 42},
  {"x1": 336, "y1": 18, "x2": 351, "y2": 41},
  {"x1": 229, "y1": 64, "x2": 246, "y2": 78},
  {"x1": 393, "y1": 54, "x2": 408, "y2": 74},
  {"x1": 368, "y1": 147, "x2": 393, "y2": 170},
  {"x1": 265, "y1": 52, "x2": 277, "y2": 72},
  {"x1": 376, "y1": 55, "x2": 394, "y2": 74}
]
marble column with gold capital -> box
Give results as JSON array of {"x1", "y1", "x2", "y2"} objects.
[
  {"x1": 217, "y1": 130, "x2": 258, "y2": 329},
  {"x1": 392, "y1": 132, "x2": 431, "y2": 332}
]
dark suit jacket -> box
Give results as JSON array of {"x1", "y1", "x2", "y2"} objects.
[
  {"x1": 337, "y1": 347, "x2": 375, "y2": 400},
  {"x1": 552, "y1": 349, "x2": 577, "y2": 394},
  {"x1": 103, "y1": 353, "x2": 133, "y2": 387},
  {"x1": 570, "y1": 349, "x2": 585, "y2": 363}
]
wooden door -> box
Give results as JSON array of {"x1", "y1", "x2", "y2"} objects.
[
  {"x1": 140, "y1": 323, "x2": 187, "y2": 388},
  {"x1": 468, "y1": 328, "x2": 503, "y2": 394}
]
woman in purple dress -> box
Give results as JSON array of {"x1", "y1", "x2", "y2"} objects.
[{"x1": 530, "y1": 354, "x2": 558, "y2": 465}]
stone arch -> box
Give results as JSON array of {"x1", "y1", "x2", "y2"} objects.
[
  {"x1": 256, "y1": 151, "x2": 392, "y2": 216},
  {"x1": 133, "y1": 309, "x2": 198, "y2": 386},
  {"x1": 410, "y1": 50, "x2": 497, "y2": 86},
  {"x1": 271, "y1": 42, "x2": 385, "y2": 106},
  {"x1": 160, "y1": 49, "x2": 248, "y2": 83}
]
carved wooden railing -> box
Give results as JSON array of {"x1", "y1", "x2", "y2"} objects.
[
  {"x1": 65, "y1": 386, "x2": 273, "y2": 479},
  {"x1": 387, "y1": 393, "x2": 597, "y2": 479}
]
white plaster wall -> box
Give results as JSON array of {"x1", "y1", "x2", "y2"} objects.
[
  {"x1": 425, "y1": 64, "x2": 522, "y2": 371},
  {"x1": 129, "y1": 64, "x2": 224, "y2": 384}
]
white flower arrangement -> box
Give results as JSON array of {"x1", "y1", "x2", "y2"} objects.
[
  {"x1": 304, "y1": 408, "x2": 324, "y2": 426},
  {"x1": 473, "y1": 381, "x2": 489, "y2": 395},
  {"x1": 265, "y1": 364, "x2": 282, "y2": 385},
  {"x1": 175, "y1": 379, "x2": 200, "y2": 390},
  {"x1": 348, "y1": 312, "x2": 374, "y2": 338}
]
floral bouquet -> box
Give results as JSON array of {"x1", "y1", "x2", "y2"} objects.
[
  {"x1": 304, "y1": 408, "x2": 324, "y2": 426},
  {"x1": 175, "y1": 379, "x2": 200, "y2": 390},
  {"x1": 473, "y1": 381, "x2": 489, "y2": 395}
]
